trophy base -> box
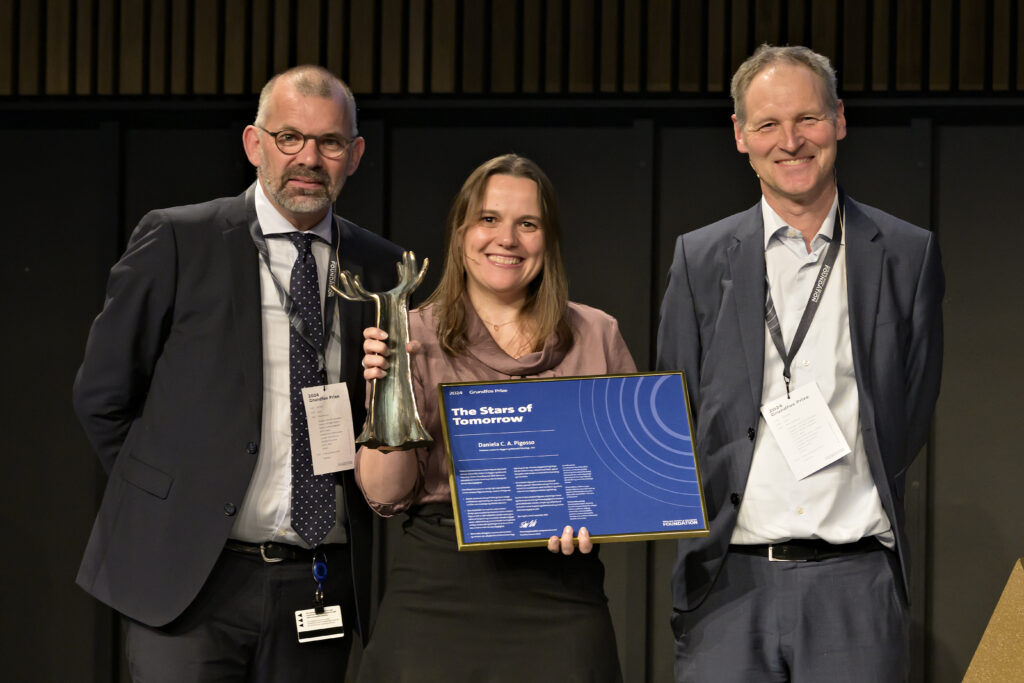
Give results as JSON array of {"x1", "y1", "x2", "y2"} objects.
[{"x1": 356, "y1": 436, "x2": 434, "y2": 451}]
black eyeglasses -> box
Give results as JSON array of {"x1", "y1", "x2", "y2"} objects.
[{"x1": 256, "y1": 126, "x2": 353, "y2": 160}]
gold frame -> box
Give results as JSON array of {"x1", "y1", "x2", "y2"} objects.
[{"x1": 437, "y1": 371, "x2": 709, "y2": 551}]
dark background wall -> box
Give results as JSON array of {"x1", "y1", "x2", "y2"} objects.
[{"x1": 2, "y1": 1, "x2": 1022, "y2": 681}]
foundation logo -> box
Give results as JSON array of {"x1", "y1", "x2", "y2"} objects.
[{"x1": 519, "y1": 519, "x2": 538, "y2": 529}]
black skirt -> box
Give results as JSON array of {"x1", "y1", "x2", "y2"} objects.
[{"x1": 356, "y1": 505, "x2": 623, "y2": 683}]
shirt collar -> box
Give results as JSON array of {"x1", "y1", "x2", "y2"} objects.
[
  {"x1": 761, "y1": 193, "x2": 839, "y2": 251},
  {"x1": 254, "y1": 179, "x2": 333, "y2": 244}
]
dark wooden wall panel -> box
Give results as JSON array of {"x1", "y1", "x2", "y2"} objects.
[
  {"x1": 46, "y1": 0, "x2": 72, "y2": 93},
  {"x1": 380, "y1": 0, "x2": 403, "y2": 93},
  {"x1": 4, "y1": 0, "x2": 1022, "y2": 98},
  {"x1": 959, "y1": 0, "x2": 987, "y2": 90},
  {"x1": 647, "y1": 0, "x2": 673, "y2": 92}
]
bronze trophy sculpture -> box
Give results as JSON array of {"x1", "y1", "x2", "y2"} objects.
[{"x1": 331, "y1": 251, "x2": 433, "y2": 450}]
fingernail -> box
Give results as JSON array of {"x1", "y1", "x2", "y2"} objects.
[{"x1": 564, "y1": 526, "x2": 572, "y2": 535}]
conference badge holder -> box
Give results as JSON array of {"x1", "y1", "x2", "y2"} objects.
[{"x1": 294, "y1": 552, "x2": 345, "y2": 643}]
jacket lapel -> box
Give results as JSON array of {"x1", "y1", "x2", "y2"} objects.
[
  {"x1": 843, "y1": 198, "x2": 883, "y2": 389},
  {"x1": 332, "y1": 216, "x2": 370, "y2": 381},
  {"x1": 223, "y1": 187, "x2": 264, "y2": 425},
  {"x1": 727, "y1": 205, "x2": 768, "y2": 410}
]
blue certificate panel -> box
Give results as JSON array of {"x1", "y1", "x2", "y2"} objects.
[{"x1": 438, "y1": 372, "x2": 708, "y2": 549}]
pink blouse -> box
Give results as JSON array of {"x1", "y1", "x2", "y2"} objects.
[{"x1": 354, "y1": 300, "x2": 637, "y2": 516}]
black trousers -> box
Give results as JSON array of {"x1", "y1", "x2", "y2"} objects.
[{"x1": 124, "y1": 543, "x2": 356, "y2": 683}]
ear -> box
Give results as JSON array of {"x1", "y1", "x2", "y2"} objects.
[
  {"x1": 732, "y1": 114, "x2": 749, "y2": 154},
  {"x1": 345, "y1": 136, "x2": 366, "y2": 177},
  {"x1": 242, "y1": 126, "x2": 262, "y2": 168},
  {"x1": 834, "y1": 100, "x2": 847, "y2": 141}
]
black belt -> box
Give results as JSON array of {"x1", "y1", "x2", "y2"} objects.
[
  {"x1": 729, "y1": 537, "x2": 884, "y2": 562},
  {"x1": 225, "y1": 540, "x2": 340, "y2": 563}
]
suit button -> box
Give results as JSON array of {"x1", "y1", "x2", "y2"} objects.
[
  {"x1": 246, "y1": 442, "x2": 258, "y2": 455},
  {"x1": 730, "y1": 493, "x2": 741, "y2": 506},
  {"x1": 747, "y1": 427, "x2": 756, "y2": 441},
  {"x1": 224, "y1": 503, "x2": 237, "y2": 516}
]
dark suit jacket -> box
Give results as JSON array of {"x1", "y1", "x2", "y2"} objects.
[
  {"x1": 656, "y1": 196, "x2": 944, "y2": 613},
  {"x1": 73, "y1": 186, "x2": 403, "y2": 633}
]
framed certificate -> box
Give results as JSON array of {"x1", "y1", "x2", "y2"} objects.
[{"x1": 437, "y1": 372, "x2": 708, "y2": 550}]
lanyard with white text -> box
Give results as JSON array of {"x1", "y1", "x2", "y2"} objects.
[
  {"x1": 246, "y1": 186, "x2": 339, "y2": 375},
  {"x1": 763, "y1": 201, "x2": 844, "y2": 399}
]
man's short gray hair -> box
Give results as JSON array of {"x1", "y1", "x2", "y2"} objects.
[
  {"x1": 254, "y1": 65, "x2": 359, "y2": 137},
  {"x1": 731, "y1": 44, "x2": 839, "y2": 126}
]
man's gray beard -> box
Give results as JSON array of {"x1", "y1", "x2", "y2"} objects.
[{"x1": 259, "y1": 163, "x2": 337, "y2": 215}]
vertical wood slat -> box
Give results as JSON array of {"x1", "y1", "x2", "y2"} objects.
[
  {"x1": 46, "y1": 0, "x2": 73, "y2": 93},
  {"x1": 0, "y1": 0, "x2": 12, "y2": 94},
  {"x1": 786, "y1": 0, "x2": 808, "y2": 45},
  {"x1": 958, "y1": 0, "x2": 986, "y2": 89},
  {"x1": 193, "y1": 0, "x2": 219, "y2": 93},
  {"x1": 754, "y1": 0, "x2": 782, "y2": 46},
  {"x1": 223, "y1": 0, "x2": 246, "y2": 94},
  {"x1": 731, "y1": 0, "x2": 752, "y2": 78},
  {"x1": 521, "y1": 0, "x2": 542, "y2": 93},
  {"x1": 491, "y1": 0, "x2": 517, "y2": 93},
  {"x1": 294, "y1": 0, "x2": 321, "y2": 67},
  {"x1": 991, "y1": 0, "x2": 1012, "y2": 90},
  {"x1": 1018, "y1": 0, "x2": 1024, "y2": 91},
  {"x1": 96, "y1": 0, "x2": 116, "y2": 94},
  {"x1": 706, "y1": 0, "x2": 726, "y2": 92},
  {"x1": 842, "y1": 0, "x2": 867, "y2": 91},
  {"x1": 599, "y1": 0, "x2": 618, "y2": 93},
  {"x1": 929, "y1": 0, "x2": 952, "y2": 90},
  {"x1": 431, "y1": 0, "x2": 456, "y2": 93},
  {"x1": 249, "y1": 0, "x2": 270, "y2": 92},
  {"x1": 19, "y1": 0, "x2": 42, "y2": 94},
  {"x1": 568, "y1": 0, "x2": 594, "y2": 93},
  {"x1": 119, "y1": 0, "x2": 144, "y2": 94},
  {"x1": 407, "y1": 0, "x2": 427, "y2": 93},
  {"x1": 896, "y1": 0, "x2": 923, "y2": 90},
  {"x1": 271, "y1": 0, "x2": 291, "y2": 76},
  {"x1": 809, "y1": 0, "x2": 837, "y2": 64},
  {"x1": 349, "y1": 0, "x2": 376, "y2": 92},
  {"x1": 75, "y1": 0, "x2": 95, "y2": 94},
  {"x1": 170, "y1": 0, "x2": 190, "y2": 94},
  {"x1": 462, "y1": 0, "x2": 485, "y2": 92},
  {"x1": 647, "y1": 0, "x2": 673, "y2": 92},
  {"x1": 380, "y1": 0, "x2": 403, "y2": 93},
  {"x1": 678, "y1": 0, "x2": 702, "y2": 92},
  {"x1": 325, "y1": 0, "x2": 345, "y2": 86},
  {"x1": 871, "y1": 0, "x2": 891, "y2": 91},
  {"x1": 544, "y1": 0, "x2": 564, "y2": 93},
  {"x1": 621, "y1": 0, "x2": 642, "y2": 92},
  {"x1": 149, "y1": 0, "x2": 168, "y2": 94}
]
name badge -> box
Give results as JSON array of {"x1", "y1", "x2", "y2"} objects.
[
  {"x1": 760, "y1": 382, "x2": 851, "y2": 480},
  {"x1": 301, "y1": 382, "x2": 356, "y2": 474},
  {"x1": 295, "y1": 605, "x2": 345, "y2": 643}
]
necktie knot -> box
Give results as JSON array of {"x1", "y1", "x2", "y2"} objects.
[{"x1": 287, "y1": 232, "x2": 318, "y2": 258}]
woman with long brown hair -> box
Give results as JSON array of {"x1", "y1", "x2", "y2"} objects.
[{"x1": 354, "y1": 154, "x2": 634, "y2": 682}]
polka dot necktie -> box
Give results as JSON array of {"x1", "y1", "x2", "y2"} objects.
[{"x1": 287, "y1": 232, "x2": 335, "y2": 547}]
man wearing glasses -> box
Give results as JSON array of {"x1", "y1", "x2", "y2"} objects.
[{"x1": 73, "y1": 66, "x2": 402, "y2": 681}]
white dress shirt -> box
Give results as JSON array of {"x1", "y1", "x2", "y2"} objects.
[
  {"x1": 731, "y1": 194, "x2": 894, "y2": 547},
  {"x1": 230, "y1": 181, "x2": 348, "y2": 547}
]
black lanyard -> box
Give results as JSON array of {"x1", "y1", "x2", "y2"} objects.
[
  {"x1": 246, "y1": 185, "x2": 339, "y2": 375},
  {"x1": 764, "y1": 201, "x2": 844, "y2": 399}
]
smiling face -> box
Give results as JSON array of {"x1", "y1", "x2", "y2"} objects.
[
  {"x1": 733, "y1": 62, "x2": 846, "y2": 211},
  {"x1": 242, "y1": 78, "x2": 365, "y2": 230},
  {"x1": 462, "y1": 174, "x2": 546, "y2": 307}
]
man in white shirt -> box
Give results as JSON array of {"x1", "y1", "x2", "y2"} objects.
[
  {"x1": 657, "y1": 45, "x2": 944, "y2": 681},
  {"x1": 73, "y1": 66, "x2": 403, "y2": 681}
]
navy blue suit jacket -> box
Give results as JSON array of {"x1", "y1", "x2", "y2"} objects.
[
  {"x1": 73, "y1": 186, "x2": 403, "y2": 633},
  {"x1": 656, "y1": 197, "x2": 944, "y2": 612}
]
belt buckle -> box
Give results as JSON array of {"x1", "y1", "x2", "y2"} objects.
[
  {"x1": 259, "y1": 543, "x2": 284, "y2": 563},
  {"x1": 768, "y1": 544, "x2": 806, "y2": 562}
]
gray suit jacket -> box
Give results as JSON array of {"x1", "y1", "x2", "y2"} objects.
[
  {"x1": 73, "y1": 186, "x2": 403, "y2": 633},
  {"x1": 656, "y1": 196, "x2": 944, "y2": 612}
]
